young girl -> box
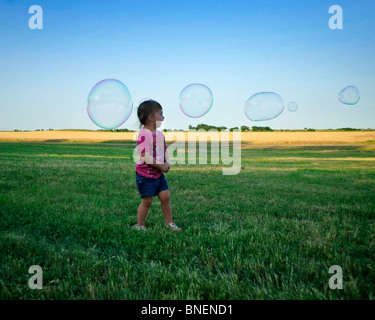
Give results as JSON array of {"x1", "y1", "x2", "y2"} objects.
[{"x1": 134, "y1": 100, "x2": 182, "y2": 232}]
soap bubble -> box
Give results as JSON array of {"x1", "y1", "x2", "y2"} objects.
[
  {"x1": 339, "y1": 86, "x2": 360, "y2": 105},
  {"x1": 87, "y1": 79, "x2": 133, "y2": 129},
  {"x1": 244, "y1": 92, "x2": 285, "y2": 121},
  {"x1": 179, "y1": 83, "x2": 213, "y2": 118},
  {"x1": 288, "y1": 101, "x2": 298, "y2": 112}
]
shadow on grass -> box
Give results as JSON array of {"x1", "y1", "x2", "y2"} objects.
[
  {"x1": 241, "y1": 144, "x2": 374, "y2": 151},
  {"x1": 44, "y1": 139, "x2": 69, "y2": 142},
  {"x1": 99, "y1": 140, "x2": 135, "y2": 144}
]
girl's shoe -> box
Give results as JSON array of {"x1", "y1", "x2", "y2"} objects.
[
  {"x1": 134, "y1": 224, "x2": 147, "y2": 232},
  {"x1": 164, "y1": 222, "x2": 182, "y2": 231}
]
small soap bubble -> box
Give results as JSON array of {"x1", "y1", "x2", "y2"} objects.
[
  {"x1": 338, "y1": 86, "x2": 360, "y2": 105},
  {"x1": 288, "y1": 101, "x2": 298, "y2": 112},
  {"x1": 244, "y1": 92, "x2": 285, "y2": 121},
  {"x1": 87, "y1": 79, "x2": 133, "y2": 129},
  {"x1": 179, "y1": 83, "x2": 213, "y2": 118}
]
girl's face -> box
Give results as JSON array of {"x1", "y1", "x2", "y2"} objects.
[{"x1": 151, "y1": 108, "x2": 164, "y2": 128}]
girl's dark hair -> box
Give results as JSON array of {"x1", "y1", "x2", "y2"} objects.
[{"x1": 137, "y1": 100, "x2": 162, "y2": 129}]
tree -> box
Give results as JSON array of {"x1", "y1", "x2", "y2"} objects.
[{"x1": 251, "y1": 126, "x2": 273, "y2": 132}]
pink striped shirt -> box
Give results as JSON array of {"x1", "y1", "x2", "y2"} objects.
[{"x1": 135, "y1": 128, "x2": 167, "y2": 179}]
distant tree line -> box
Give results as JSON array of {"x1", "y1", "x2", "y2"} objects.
[
  {"x1": 188, "y1": 124, "x2": 229, "y2": 131},
  {"x1": 188, "y1": 124, "x2": 273, "y2": 132},
  {"x1": 98, "y1": 128, "x2": 134, "y2": 132},
  {"x1": 335, "y1": 128, "x2": 362, "y2": 131},
  {"x1": 15, "y1": 126, "x2": 374, "y2": 132},
  {"x1": 250, "y1": 126, "x2": 273, "y2": 132}
]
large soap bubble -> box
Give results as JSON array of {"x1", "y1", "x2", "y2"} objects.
[
  {"x1": 87, "y1": 79, "x2": 133, "y2": 129},
  {"x1": 339, "y1": 85, "x2": 360, "y2": 105},
  {"x1": 244, "y1": 92, "x2": 285, "y2": 121},
  {"x1": 179, "y1": 83, "x2": 213, "y2": 118}
]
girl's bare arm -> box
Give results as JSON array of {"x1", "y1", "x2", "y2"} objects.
[{"x1": 141, "y1": 151, "x2": 168, "y2": 171}]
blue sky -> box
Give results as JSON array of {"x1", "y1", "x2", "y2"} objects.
[{"x1": 1, "y1": 0, "x2": 375, "y2": 130}]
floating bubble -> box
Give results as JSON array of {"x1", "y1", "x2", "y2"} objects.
[
  {"x1": 244, "y1": 92, "x2": 285, "y2": 121},
  {"x1": 339, "y1": 85, "x2": 360, "y2": 105},
  {"x1": 87, "y1": 79, "x2": 133, "y2": 129},
  {"x1": 288, "y1": 101, "x2": 298, "y2": 112},
  {"x1": 179, "y1": 83, "x2": 213, "y2": 118}
]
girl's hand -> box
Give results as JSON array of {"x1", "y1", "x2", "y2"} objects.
[{"x1": 161, "y1": 164, "x2": 170, "y2": 172}]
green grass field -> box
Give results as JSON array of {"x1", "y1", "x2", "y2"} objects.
[{"x1": 1, "y1": 142, "x2": 374, "y2": 299}]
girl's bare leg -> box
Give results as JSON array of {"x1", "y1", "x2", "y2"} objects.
[
  {"x1": 137, "y1": 196, "x2": 153, "y2": 226},
  {"x1": 158, "y1": 190, "x2": 173, "y2": 224}
]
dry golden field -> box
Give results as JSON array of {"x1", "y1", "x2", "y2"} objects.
[{"x1": 1, "y1": 130, "x2": 375, "y2": 146}]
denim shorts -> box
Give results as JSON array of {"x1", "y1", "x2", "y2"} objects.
[{"x1": 135, "y1": 172, "x2": 169, "y2": 198}]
